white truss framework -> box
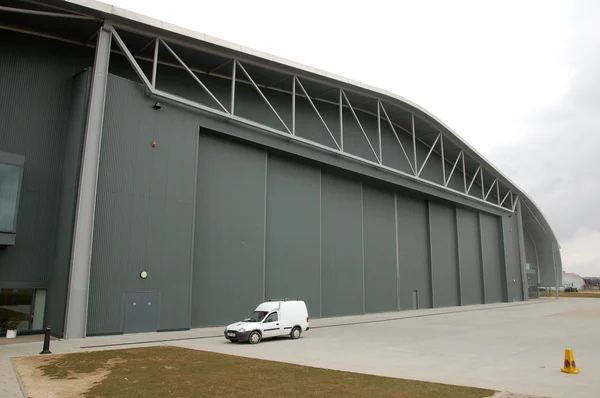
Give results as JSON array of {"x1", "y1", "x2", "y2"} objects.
[
  {"x1": 0, "y1": 0, "x2": 519, "y2": 215},
  {"x1": 106, "y1": 25, "x2": 520, "y2": 213}
]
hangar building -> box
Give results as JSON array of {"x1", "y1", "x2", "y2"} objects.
[{"x1": 0, "y1": 0, "x2": 562, "y2": 339}]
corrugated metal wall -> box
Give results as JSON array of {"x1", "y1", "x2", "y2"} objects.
[
  {"x1": 0, "y1": 31, "x2": 92, "y2": 287},
  {"x1": 523, "y1": 230, "x2": 539, "y2": 286},
  {"x1": 190, "y1": 131, "x2": 510, "y2": 326},
  {"x1": 2, "y1": 34, "x2": 521, "y2": 335},
  {"x1": 363, "y1": 186, "x2": 397, "y2": 314},
  {"x1": 502, "y1": 215, "x2": 524, "y2": 301},
  {"x1": 108, "y1": 52, "x2": 497, "y2": 204},
  {"x1": 457, "y1": 208, "x2": 484, "y2": 305},
  {"x1": 430, "y1": 203, "x2": 460, "y2": 308},
  {"x1": 45, "y1": 69, "x2": 91, "y2": 336},
  {"x1": 397, "y1": 196, "x2": 432, "y2": 310},
  {"x1": 480, "y1": 213, "x2": 505, "y2": 303},
  {"x1": 192, "y1": 134, "x2": 267, "y2": 327},
  {"x1": 87, "y1": 75, "x2": 198, "y2": 335}
]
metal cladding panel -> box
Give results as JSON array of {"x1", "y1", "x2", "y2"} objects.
[
  {"x1": 321, "y1": 172, "x2": 364, "y2": 317},
  {"x1": 362, "y1": 186, "x2": 398, "y2": 313},
  {"x1": 457, "y1": 208, "x2": 484, "y2": 305},
  {"x1": 502, "y1": 215, "x2": 524, "y2": 301},
  {"x1": 429, "y1": 202, "x2": 460, "y2": 308},
  {"x1": 192, "y1": 133, "x2": 266, "y2": 327},
  {"x1": 264, "y1": 156, "x2": 321, "y2": 318},
  {"x1": 87, "y1": 76, "x2": 197, "y2": 335},
  {"x1": 397, "y1": 195, "x2": 432, "y2": 310},
  {"x1": 417, "y1": 144, "x2": 445, "y2": 186},
  {"x1": 234, "y1": 83, "x2": 292, "y2": 134},
  {"x1": 480, "y1": 213, "x2": 504, "y2": 303},
  {"x1": 45, "y1": 70, "x2": 91, "y2": 336},
  {"x1": 0, "y1": 30, "x2": 92, "y2": 283},
  {"x1": 524, "y1": 230, "x2": 539, "y2": 285},
  {"x1": 380, "y1": 122, "x2": 414, "y2": 175},
  {"x1": 341, "y1": 107, "x2": 378, "y2": 163},
  {"x1": 536, "y1": 240, "x2": 556, "y2": 287}
]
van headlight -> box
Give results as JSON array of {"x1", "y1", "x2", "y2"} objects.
[{"x1": 238, "y1": 328, "x2": 245, "y2": 333}]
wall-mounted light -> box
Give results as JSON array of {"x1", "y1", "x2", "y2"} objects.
[
  {"x1": 140, "y1": 271, "x2": 148, "y2": 279},
  {"x1": 152, "y1": 101, "x2": 162, "y2": 110}
]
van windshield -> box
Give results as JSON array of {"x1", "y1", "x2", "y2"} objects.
[{"x1": 242, "y1": 311, "x2": 268, "y2": 322}]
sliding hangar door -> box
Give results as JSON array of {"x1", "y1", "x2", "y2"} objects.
[{"x1": 86, "y1": 74, "x2": 516, "y2": 335}]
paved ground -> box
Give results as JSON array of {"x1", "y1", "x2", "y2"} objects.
[{"x1": 1, "y1": 298, "x2": 597, "y2": 397}]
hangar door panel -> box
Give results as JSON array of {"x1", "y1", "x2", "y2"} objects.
[
  {"x1": 503, "y1": 216, "x2": 524, "y2": 302},
  {"x1": 363, "y1": 186, "x2": 397, "y2": 314},
  {"x1": 321, "y1": 172, "x2": 364, "y2": 317},
  {"x1": 397, "y1": 195, "x2": 432, "y2": 310},
  {"x1": 124, "y1": 292, "x2": 158, "y2": 334},
  {"x1": 192, "y1": 133, "x2": 266, "y2": 327},
  {"x1": 481, "y1": 213, "x2": 504, "y2": 303},
  {"x1": 265, "y1": 155, "x2": 321, "y2": 318},
  {"x1": 429, "y1": 203, "x2": 460, "y2": 308},
  {"x1": 457, "y1": 208, "x2": 484, "y2": 305}
]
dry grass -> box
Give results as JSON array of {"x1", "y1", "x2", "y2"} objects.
[
  {"x1": 557, "y1": 291, "x2": 600, "y2": 298},
  {"x1": 15, "y1": 346, "x2": 496, "y2": 398}
]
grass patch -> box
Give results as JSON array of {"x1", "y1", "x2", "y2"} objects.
[
  {"x1": 557, "y1": 291, "x2": 600, "y2": 298},
  {"x1": 31, "y1": 346, "x2": 495, "y2": 397}
]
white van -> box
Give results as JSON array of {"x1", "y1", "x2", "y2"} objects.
[{"x1": 224, "y1": 299, "x2": 310, "y2": 344}]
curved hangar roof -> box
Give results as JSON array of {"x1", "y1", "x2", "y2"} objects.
[{"x1": 0, "y1": 0, "x2": 558, "y2": 245}]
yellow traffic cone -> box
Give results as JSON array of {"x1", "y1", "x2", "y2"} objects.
[{"x1": 561, "y1": 349, "x2": 580, "y2": 374}]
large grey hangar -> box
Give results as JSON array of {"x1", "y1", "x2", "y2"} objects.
[{"x1": 0, "y1": 0, "x2": 562, "y2": 339}]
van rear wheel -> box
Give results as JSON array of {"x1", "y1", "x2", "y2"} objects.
[{"x1": 291, "y1": 326, "x2": 301, "y2": 340}]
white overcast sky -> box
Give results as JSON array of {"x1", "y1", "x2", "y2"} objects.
[{"x1": 109, "y1": 0, "x2": 599, "y2": 278}]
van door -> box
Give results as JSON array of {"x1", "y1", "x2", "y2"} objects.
[{"x1": 261, "y1": 312, "x2": 282, "y2": 338}]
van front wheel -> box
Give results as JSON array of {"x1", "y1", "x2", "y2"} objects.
[
  {"x1": 291, "y1": 326, "x2": 301, "y2": 340},
  {"x1": 249, "y1": 331, "x2": 261, "y2": 345}
]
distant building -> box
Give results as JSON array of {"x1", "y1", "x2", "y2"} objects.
[{"x1": 563, "y1": 272, "x2": 586, "y2": 290}]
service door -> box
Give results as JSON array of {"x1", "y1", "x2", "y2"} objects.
[
  {"x1": 124, "y1": 292, "x2": 158, "y2": 334},
  {"x1": 261, "y1": 311, "x2": 282, "y2": 338}
]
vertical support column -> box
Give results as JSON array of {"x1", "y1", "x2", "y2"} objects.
[
  {"x1": 480, "y1": 168, "x2": 485, "y2": 199},
  {"x1": 440, "y1": 134, "x2": 446, "y2": 186},
  {"x1": 361, "y1": 184, "x2": 366, "y2": 314},
  {"x1": 231, "y1": 59, "x2": 236, "y2": 115},
  {"x1": 63, "y1": 26, "x2": 112, "y2": 339},
  {"x1": 151, "y1": 38, "x2": 158, "y2": 89},
  {"x1": 478, "y1": 212, "x2": 487, "y2": 304},
  {"x1": 188, "y1": 128, "x2": 200, "y2": 328},
  {"x1": 552, "y1": 242, "x2": 558, "y2": 299},
  {"x1": 411, "y1": 114, "x2": 418, "y2": 175},
  {"x1": 291, "y1": 75, "x2": 295, "y2": 135},
  {"x1": 319, "y1": 170, "x2": 323, "y2": 318},
  {"x1": 462, "y1": 153, "x2": 467, "y2": 194},
  {"x1": 455, "y1": 208, "x2": 463, "y2": 306},
  {"x1": 427, "y1": 201, "x2": 435, "y2": 307},
  {"x1": 339, "y1": 89, "x2": 343, "y2": 151},
  {"x1": 515, "y1": 201, "x2": 529, "y2": 301},
  {"x1": 377, "y1": 102, "x2": 382, "y2": 164},
  {"x1": 394, "y1": 193, "x2": 400, "y2": 311},
  {"x1": 262, "y1": 153, "x2": 268, "y2": 302},
  {"x1": 499, "y1": 217, "x2": 510, "y2": 302}
]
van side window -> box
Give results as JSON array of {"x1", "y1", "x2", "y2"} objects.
[{"x1": 265, "y1": 312, "x2": 278, "y2": 323}]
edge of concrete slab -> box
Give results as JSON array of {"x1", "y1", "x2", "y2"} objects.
[
  {"x1": 76, "y1": 300, "x2": 551, "y2": 349},
  {"x1": 9, "y1": 358, "x2": 26, "y2": 398},
  {"x1": 490, "y1": 392, "x2": 549, "y2": 398}
]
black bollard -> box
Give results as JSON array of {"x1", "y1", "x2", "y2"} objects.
[{"x1": 40, "y1": 327, "x2": 52, "y2": 355}]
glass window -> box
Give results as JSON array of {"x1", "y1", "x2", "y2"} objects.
[
  {"x1": 0, "y1": 163, "x2": 21, "y2": 233},
  {"x1": 0, "y1": 288, "x2": 33, "y2": 331},
  {"x1": 265, "y1": 312, "x2": 278, "y2": 323}
]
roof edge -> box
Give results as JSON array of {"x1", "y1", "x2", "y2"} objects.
[{"x1": 54, "y1": 0, "x2": 558, "y2": 243}]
